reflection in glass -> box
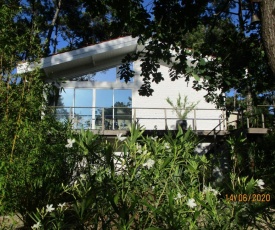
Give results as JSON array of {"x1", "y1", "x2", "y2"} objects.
[
  {"x1": 74, "y1": 89, "x2": 93, "y2": 129},
  {"x1": 92, "y1": 67, "x2": 117, "y2": 82},
  {"x1": 55, "y1": 88, "x2": 132, "y2": 130},
  {"x1": 95, "y1": 89, "x2": 113, "y2": 130},
  {"x1": 114, "y1": 90, "x2": 132, "y2": 130},
  {"x1": 56, "y1": 88, "x2": 74, "y2": 122}
]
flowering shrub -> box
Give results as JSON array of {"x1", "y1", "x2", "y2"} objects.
[{"x1": 27, "y1": 125, "x2": 274, "y2": 229}]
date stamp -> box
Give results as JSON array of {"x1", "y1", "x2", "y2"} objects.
[{"x1": 225, "y1": 194, "x2": 271, "y2": 202}]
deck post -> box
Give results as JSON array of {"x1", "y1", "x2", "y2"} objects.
[
  {"x1": 194, "y1": 109, "x2": 197, "y2": 131},
  {"x1": 214, "y1": 128, "x2": 217, "y2": 155},
  {"x1": 133, "y1": 108, "x2": 136, "y2": 123},
  {"x1": 69, "y1": 107, "x2": 72, "y2": 122},
  {"x1": 247, "y1": 118, "x2": 250, "y2": 128},
  {"x1": 164, "y1": 108, "x2": 168, "y2": 130},
  {"x1": 222, "y1": 110, "x2": 227, "y2": 131},
  {"x1": 262, "y1": 113, "x2": 265, "y2": 128}
]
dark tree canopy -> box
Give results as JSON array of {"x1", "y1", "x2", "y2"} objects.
[
  {"x1": 1, "y1": 0, "x2": 275, "y2": 107},
  {"x1": 119, "y1": 0, "x2": 275, "y2": 106}
]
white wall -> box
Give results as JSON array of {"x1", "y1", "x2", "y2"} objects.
[{"x1": 132, "y1": 60, "x2": 225, "y2": 131}]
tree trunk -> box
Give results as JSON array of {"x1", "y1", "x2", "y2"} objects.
[
  {"x1": 261, "y1": 0, "x2": 275, "y2": 76},
  {"x1": 44, "y1": 0, "x2": 62, "y2": 55}
]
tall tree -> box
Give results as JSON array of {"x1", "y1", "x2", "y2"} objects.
[
  {"x1": 118, "y1": 0, "x2": 275, "y2": 107},
  {"x1": 261, "y1": 0, "x2": 275, "y2": 77}
]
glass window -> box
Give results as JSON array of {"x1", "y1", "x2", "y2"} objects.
[
  {"x1": 92, "y1": 67, "x2": 117, "y2": 82},
  {"x1": 74, "y1": 89, "x2": 93, "y2": 129},
  {"x1": 56, "y1": 88, "x2": 74, "y2": 122},
  {"x1": 58, "y1": 88, "x2": 74, "y2": 107},
  {"x1": 114, "y1": 90, "x2": 132, "y2": 130},
  {"x1": 96, "y1": 89, "x2": 113, "y2": 129},
  {"x1": 56, "y1": 87, "x2": 132, "y2": 130}
]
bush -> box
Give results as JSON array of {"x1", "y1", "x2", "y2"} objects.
[
  {"x1": 0, "y1": 71, "x2": 78, "y2": 228},
  {"x1": 28, "y1": 126, "x2": 274, "y2": 229}
]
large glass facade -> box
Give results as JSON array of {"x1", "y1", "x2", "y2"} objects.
[{"x1": 57, "y1": 88, "x2": 132, "y2": 130}]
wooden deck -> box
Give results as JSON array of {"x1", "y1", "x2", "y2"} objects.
[
  {"x1": 84, "y1": 128, "x2": 270, "y2": 144},
  {"x1": 247, "y1": 128, "x2": 269, "y2": 134}
]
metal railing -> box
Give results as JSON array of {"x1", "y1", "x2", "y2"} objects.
[
  {"x1": 228, "y1": 105, "x2": 275, "y2": 129},
  {"x1": 246, "y1": 105, "x2": 275, "y2": 129},
  {"x1": 49, "y1": 106, "x2": 227, "y2": 132}
]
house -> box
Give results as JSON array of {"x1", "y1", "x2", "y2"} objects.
[{"x1": 17, "y1": 36, "x2": 227, "y2": 134}]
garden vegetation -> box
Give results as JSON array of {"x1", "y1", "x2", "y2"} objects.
[{"x1": 1, "y1": 1, "x2": 275, "y2": 229}]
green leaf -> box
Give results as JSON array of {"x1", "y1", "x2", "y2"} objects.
[
  {"x1": 168, "y1": 191, "x2": 174, "y2": 209},
  {"x1": 192, "y1": 72, "x2": 200, "y2": 81},
  {"x1": 246, "y1": 178, "x2": 255, "y2": 194},
  {"x1": 160, "y1": 156, "x2": 173, "y2": 169},
  {"x1": 114, "y1": 193, "x2": 119, "y2": 206},
  {"x1": 199, "y1": 58, "x2": 206, "y2": 66},
  {"x1": 194, "y1": 210, "x2": 200, "y2": 221}
]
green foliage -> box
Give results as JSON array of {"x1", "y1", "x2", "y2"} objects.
[
  {"x1": 25, "y1": 126, "x2": 274, "y2": 229},
  {"x1": 0, "y1": 3, "x2": 80, "y2": 227},
  {"x1": 1, "y1": 2, "x2": 275, "y2": 229},
  {"x1": 166, "y1": 94, "x2": 199, "y2": 120},
  {"x1": 250, "y1": 131, "x2": 275, "y2": 204},
  {"x1": 0, "y1": 70, "x2": 76, "y2": 227}
]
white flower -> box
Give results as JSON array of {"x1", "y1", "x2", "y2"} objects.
[
  {"x1": 143, "y1": 159, "x2": 155, "y2": 169},
  {"x1": 31, "y1": 221, "x2": 42, "y2": 229},
  {"x1": 203, "y1": 185, "x2": 220, "y2": 196},
  {"x1": 151, "y1": 136, "x2": 158, "y2": 141},
  {"x1": 65, "y1": 138, "x2": 75, "y2": 148},
  {"x1": 80, "y1": 174, "x2": 86, "y2": 180},
  {"x1": 256, "y1": 179, "x2": 265, "y2": 189},
  {"x1": 210, "y1": 188, "x2": 219, "y2": 196},
  {"x1": 117, "y1": 133, "x2": 127, "y2": 141},
  {"x1": 186, "y1": 198, "x2": 197, "y2": 209},
  {"x1": 58, "y1": 202, "x2": 66, "y2": 210},
  {"x1": 174, "y1": 192, "x2": 184, "y2": 200},
  {"x1": 46, "y1": 204, "x2": 55, "y2": 213},
  {"x1": 142, "y1": 149, "x2": 148, "y2": 155},
  {"x1": 164, "y1": 142, "x2": 170, "y2": 149},
  {"x1": 136, "y1": 143, "x2": 142, "y2": 153}
]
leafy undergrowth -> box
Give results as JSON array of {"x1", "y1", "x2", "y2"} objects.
[{"x1": 1, "y1": 126, "x2": 274, "y2": 229}]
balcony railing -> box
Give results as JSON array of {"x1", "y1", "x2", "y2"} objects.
[
  {"x1": 49, "y1": 106, "x2": 227, "y2": 132},
  {"x1": 226, "y1": 105, "x2": 275, "y2": 131}
]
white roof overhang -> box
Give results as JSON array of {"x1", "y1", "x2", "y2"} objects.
[{"x1": 17, "y1": 36, "x2": 138, "y2": 81}]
